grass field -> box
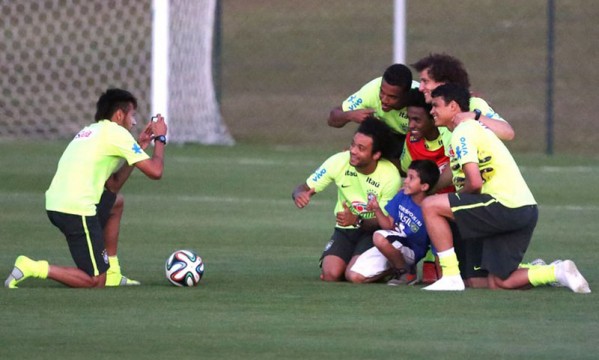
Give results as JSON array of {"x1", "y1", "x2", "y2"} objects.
[{"x1": 1, "y1": 141, "x2": 599, "y2": 359}]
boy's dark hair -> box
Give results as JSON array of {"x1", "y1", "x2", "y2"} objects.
[
  {"x1": 382, "y1": 64, "x2": 413, "y2": 90},
  {"x1": 406, "y1": 88, "x2": 432, "y2": 115},
  {"x1": 411, "y1": 53, "x2": 470, "y2": 89},
  {"x1": 94, "y1": 88, "x2": 138, "y2": 121},
  {"x1": 356, "y1": 116, "x2": 395, "y2": 160},
  {"x1": 409, "y1": 160, "x2": 440, "y2": 192},
  {"x1": 431, "y1": 84, "x2": 470, "y2": 112}
]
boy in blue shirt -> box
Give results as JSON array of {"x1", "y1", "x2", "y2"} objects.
[{"x1": 348, "y1": 160, "x2": 439, "y2": 284}]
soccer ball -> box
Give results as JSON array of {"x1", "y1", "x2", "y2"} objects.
[{"x1": 165, "y1": 249, "x2": 205, "y2": 287}]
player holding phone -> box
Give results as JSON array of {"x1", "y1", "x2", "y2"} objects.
[{"x1": 5, "y1": 88, "x2": 168, "y2": 288}]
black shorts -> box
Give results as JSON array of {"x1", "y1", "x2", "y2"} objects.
[
  {"x1": 449, "y1": 193, "x2": 538, "y2": 280},
  {"x1": 47, "y1": 211, "x2": 110, "y2": 276},
  {"x1": 97, "y1": 190, "x2": 117, "y2": 228},
  {"x1": 320, "y1": 228, "x2": 374, "y2": 265},
  {"x1": 449, "y1": 221, "x2": 488, "y2": 279}
]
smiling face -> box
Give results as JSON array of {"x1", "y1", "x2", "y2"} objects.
[
  {"x1": 407, "y1": 106, "x2": 437, "y2": 141},
  {"x1": 349, "y1": 132, "x2": 380, "y2": 173},
  {"x1": 418, "y1": 69, "x2": 445, "y2": 104},
  {"x1": 430, "y1": 96, "x2": 457, "y2": 130}
]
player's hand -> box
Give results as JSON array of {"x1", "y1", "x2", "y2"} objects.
[
  {"x1": 294, "y1": 188, "x2": 316, "y2": 209},
  {"x1": 138, "y1": 122, "x2": 153, "y2": 150},
  {"x1": 452, "y1": 111, "x2": 475, "y2": 127},
  {"x1": 336, "y1": 201, "x2": 357, "y2": 226},
  {"x1": 367, "y1": 195, "x2": 380, "y2": 212},
  {"x1": 150, "y1": 114, "x2": 168, "y2": 136},
  {"x1": 349, "y1": 109, "x2": 375, "y2": 123}
]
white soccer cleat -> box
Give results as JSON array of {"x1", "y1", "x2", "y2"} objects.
[
  {"x1": 422, "y1": 275, "x2": 465, "y2": 291},
  {"x1": 554, "y1": 260, "x2": 591, "y2": 294}
]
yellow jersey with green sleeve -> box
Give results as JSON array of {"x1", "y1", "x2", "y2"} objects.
[
  {"x1": 470, "y1": 96, "x2": 504, "y2": 120},
  {"x1": 448, "y1": 121, "x2": 536, "y2": 208},
  {"x1": 46, "y1": 120, "x2": 150, "y2": 216},
  {"x1": 341, "y1": 77, "x2": 420, "y2": 135},
  {"x1": 305, "y1": 151, "x2": 401, "y2": 229}
]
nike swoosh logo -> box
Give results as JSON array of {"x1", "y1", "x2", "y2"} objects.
[
  {"x1": 473, "y1": 266, "x2": 481, "y2": 270},
  {"x1": 341, "y1": 185, "x2": 351, "y2": 188}
]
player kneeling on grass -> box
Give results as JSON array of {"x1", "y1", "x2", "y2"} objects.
[
  {"x1": 5, "y1": 88, "x2": 167, "y2": 289},
  {"x1": 346, "y1": 160, "x2": 439, "y2": 284},
  {"x1": 420, "y1": 84, "x2": 590, "y2": 293}
]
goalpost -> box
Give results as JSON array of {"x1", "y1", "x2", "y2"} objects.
[
  {"x1": 0, "y1": 0, "x2": 234, "y2": 145},
  {"x1": 152, "y1": 0, "x2": 234, "y2": 145}
]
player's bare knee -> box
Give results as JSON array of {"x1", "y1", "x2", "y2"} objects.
[
  {"x1": 373, "y1": 233, "x2": 387, "y2": 248},
  {"x1": 321, "y1": 272, "x2": 343, "y2": 282}
]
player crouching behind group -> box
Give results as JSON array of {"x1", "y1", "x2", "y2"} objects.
[{"x1": 421, "y1": 83, "x2": 590, "y2": 293}]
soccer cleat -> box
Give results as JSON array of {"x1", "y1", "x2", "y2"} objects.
[
  {"x1": 422, "y1": 275, "x2": 465, "y2": 291},
  {"x1": 105, "y1": 272, "x2": 141, "y2": 286},
  {"x1": 554, "y1": 260, "x2": 591, "y2": 294},
  {"x1": 5, "y1": 256, "x2": 38, "y2": 289},
  {"x1": 387, "y1": 267, "x2": 418, "y2": 286}
]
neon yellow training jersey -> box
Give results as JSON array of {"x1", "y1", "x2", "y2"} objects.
[
  {"x1": 342, "y1": 77, "x2": 420, "y2": 135},
  {"x1": 440, "y1": 97, "x2": 508, "y2": 158},
  {"x1": 306, "y1": 151, "x2": 401, "y2": 229},
  {"x1": 448, "y1": 121, "x2": 536, "y2": 208},
  {"x1": 470, "y1": 96, "x2": 504, "y2": 120},
  {"x1": 46, "y1": 120, "x2": 150, "y2": 216}
]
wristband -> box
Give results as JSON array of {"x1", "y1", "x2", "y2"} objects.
[{"x1": 154, "y1": 135, "x2": 167, "y2": 144}]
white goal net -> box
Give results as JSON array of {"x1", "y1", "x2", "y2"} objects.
[{"x1": 0, "y1": 0, "x2": 234, "y2": 145}]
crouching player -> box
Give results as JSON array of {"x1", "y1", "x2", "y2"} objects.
[
  {"x1": 346, "y1": 160, "x2": 439, "y2": 284},
  {"x1": 421, "y1": 84, "x2": 590, "y2": 293}
]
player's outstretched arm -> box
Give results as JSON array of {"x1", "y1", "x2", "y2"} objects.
[
  {"x1": 452, "y1": 112, "x2": 515, "y2": 141},
  {"x1": 328, "y1": 106, "x2": 375, "y2": 128},
  {"x1": 292, "y1": 183, "x2": 315, "y2": 208},
  {"x1": 478, "y1": 116, "x2": 515, "y2": 141}
]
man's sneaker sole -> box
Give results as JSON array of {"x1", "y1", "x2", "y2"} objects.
[{"x1": 422, "y1": 275, "x2": 465, "y2": 291}]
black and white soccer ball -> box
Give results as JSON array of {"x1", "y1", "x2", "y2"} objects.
[{"x1": 165, "y1": 249, "x2": 205, "y2": 287}]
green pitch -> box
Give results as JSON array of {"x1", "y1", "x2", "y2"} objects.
[{"x1": 1, "y1": 141, "x2": 598, "y2": 359}]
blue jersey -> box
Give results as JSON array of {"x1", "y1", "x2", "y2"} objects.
[{"x1": 384, "y1": 189, "x2": 430, "y2": 262}]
